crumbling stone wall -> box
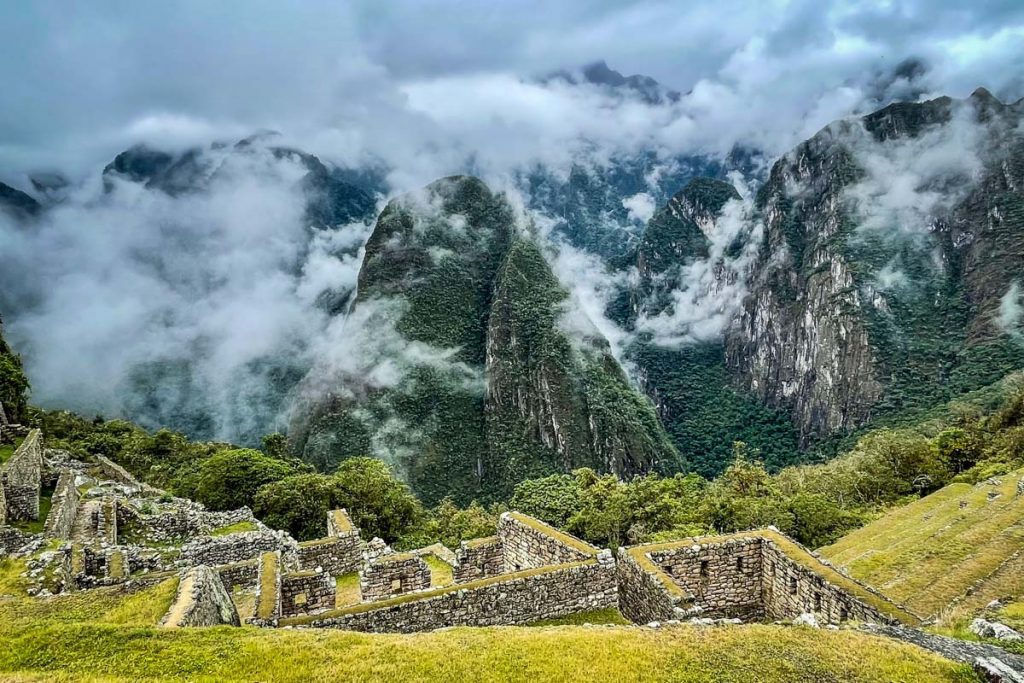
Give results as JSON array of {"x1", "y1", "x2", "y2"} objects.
[
  {"x1": 0, "y1": 428, "x2": 42, "y2": 521},
  {"x1": 360, "y1": 553, "x2": 431, "y2": 602},
  {"x1": 295, "y1": 555, "x2": 617, "y2": 633},
  {"x1": 181, "y1": 530, "x2": 294, "y2": 567},
  {"x1": 498, "y1": 512, "x2": 597, "y2": 571},
  {"x1": 43, "y1": 469, "x2": 79, "y2": 539},
  {"x1": 327, "y1": 508, "x2": 356, "y2": 537},
  {"x1": 297, "y1": 536, "x2": 363, "y2": 576},
  {"x1": 0, "y1": 526, "x2": 32, "y2": 553},
  {"x1": 122, "y1": 505, "x2": 258, "y2": 544},
  {"x1": 453, "y1": 536, "x2": 504, "y2": 583},
  {"x1": 280, "y1": 570, "x2": 335, "y2": 617},
  {"x1": 649, "y1": 537, "x2": 764, "y2": 620}
]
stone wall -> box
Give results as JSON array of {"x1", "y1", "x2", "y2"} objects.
[
  {"x1": 649, "y1": 537, "x2": 764, "y2": 620},
  {"x1": 327, "y1": 508, "x2": 356, "y2": 537},
  {"x1": 43, "y1": 469, "x2": 79, "y2": 540},
  {"x1": 617, "y1": 532, "x2": 910, "y2": 627},
  {"x1": 217, "y1": 559, "x2": 258, "y2": 591},
  {"x1": 297, "y1": 535, "x2": 363, "y2": 576},
  {"x1": 616, "y1": 547, "x2": 686, "y2": 623},
  {"x1": 123, "y1": 505, "x2": 258, "y2": 544},
  {"x1": 360, "y1": 553, "x2": 431, "y2": 602},
  {"x1": 498, "y1": 512, "x2": 597, "y2": 571},
  {"x1": 181, "y1": 530, "x2": 294, "y2": 567},
  {"x1": 0, "y1": 428, "x2": 42, "y2": 521},
  {"x1": 453, "y1": 536, "x2": 504, "y2": 583},
  {"x1": 161, "y1": 565, "x2": 240, "y2": 628},
  {"x1": 292, "y1": 555, "x2": 617, "y2": 633},
  {"x1": 280, "y1": 570, "x2": 335, "y2": 617},
  {"x1": 761, "y1": 540, "x2": 891, "y2": 624},
  {"x1": 0, "y1": 525, "x2": 33, "y2": 554},
  {"x1": 251, "y1": 551, "x2": 282, "y2": 625},
  {"x1": 0, "y1": 474, "x2": 6, "y2": 525}
]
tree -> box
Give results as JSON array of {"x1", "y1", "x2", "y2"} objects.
[
  {"x1": 195, "y1": 448, "x2": 295, "y2": 511},
  {"x1": 254, "y1": 473, "x2": 342, "y2": 540},
  {"x1": 333, "y1": 457, "x2": 421, "y2": 542},
  {"x1": 509, "y1": 472, "x2": 582, "y2": 528}
]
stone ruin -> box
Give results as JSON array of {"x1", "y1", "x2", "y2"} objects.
[{"x1": 0, "y1": 426, "x2": 946, "y2": 636}]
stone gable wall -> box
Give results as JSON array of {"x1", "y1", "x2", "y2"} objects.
[
  {"x1": 0, "y1": 428, "x2": 42, "y2": 521},
  {"x1": 43, "y1": 469, "x2": 79, "y2": 539},
  {"x1": 649, "y1": 537, "x2": 763, "y2": 620},
  {"x1": 298, "y1": 557, "x2": 617, "y2": 633},
  {"x1": 281, "y1": 570, "x2": 335, "y2": 617},
  {"x1": 453, "y1": 536, "x2": 503, "y2": 583},
  {"x1": 498, "y1": 513, "x2": 595, "y2": 572},
  {"x1": 360, "y1": 554, "x2": 431, "y2": 602}
]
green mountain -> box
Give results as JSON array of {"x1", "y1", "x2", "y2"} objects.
[
  {"x1": 726, "y1": 88, "x2": 1024, "y2": 446},
  {"x1": 290, "y1": 176, "x2": 680, "y2": 503}
]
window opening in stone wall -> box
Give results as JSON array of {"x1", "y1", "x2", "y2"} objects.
[
  {"x1": 735, "y1": 556, "x2": 744, "y2": 571},
  {"x1": 699, "y1": 560, "x2": 709, "y2": 577},
  {"x1": 789, "y1": 575, "x2": 798, "y2": 594},
  {"x1": 840, "y1": 606, "x2": 848, "y2": 622},
  {"x1": 391, "y1": 579, "x2": 402, "y2": 592},
  {"x1": 814, "y1": 592, "x2": 822, "y2": 611}
]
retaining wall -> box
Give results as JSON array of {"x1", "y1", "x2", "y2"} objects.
[
  {"x1": 498, "y1": 512, "x2": 597, "y2": 571},
  {"x1": 181, "y1": 530, "x2": 293, "y2": 567}
]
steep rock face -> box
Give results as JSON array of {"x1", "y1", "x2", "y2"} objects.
[
  {"x1": 615, "y1": 178, "x2": 800, "y2": 476},
  {"x1": 293, "y1": 176, "x2": 678, "y2": 503},
  {"x1": 726, "y1": 90, "x2": 1024, "y2": 444},
  {"x1": 485, "y1": 238, "x2": 680, "y2": 484}
]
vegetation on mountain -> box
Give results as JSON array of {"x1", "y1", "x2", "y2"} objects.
[{"x1": 0, "y1": 316, "x2": 30, "y2": 423}]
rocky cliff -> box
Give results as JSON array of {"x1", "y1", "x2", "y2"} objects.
[
  {"x1": 726, "y1": 89, "x2": 1024, "y2": 445},
  {"x1": 292, "y1": 176, "x2": 679, "y2": 502}
]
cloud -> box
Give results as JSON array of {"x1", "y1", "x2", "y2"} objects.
[
  {"x1": 998, "y1": 281, "x2": 1024, "y2": 337},
  {"x1": 622, "y1": 192, "x2": 656, "y2": 223},
  {"x1": 634, "y1": 183, "x2": 763, "y2": 346}
]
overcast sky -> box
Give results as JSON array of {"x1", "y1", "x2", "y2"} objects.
[{"x1": 1, "y1": 0, "x2": 1023, "y2": 180}]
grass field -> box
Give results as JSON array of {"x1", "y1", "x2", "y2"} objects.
[
  {"x1": 0, "y1": 557, "x2": 979, "y2": 682},
  {"x1": 821, "y1": 469, "x2": 1024, "y2": 620}
]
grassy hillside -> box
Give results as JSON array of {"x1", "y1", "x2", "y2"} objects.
[
  {"x1": 0, "y1": 558, "x2": 978, "y2": 683},
  {"x1": 820, "y1": 469, "x2": 1024, "y2": 619}
]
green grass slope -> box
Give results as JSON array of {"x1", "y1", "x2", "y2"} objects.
[
  {"x1": 820, "y1": 469, "x2": 1024, "y2": 619},
  {"x1": 0, "y1": 558, "x2": 977, "y2": 682}
]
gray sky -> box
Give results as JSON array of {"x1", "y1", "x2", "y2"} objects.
[{"x1": 1, "y1": 0, "x2": 1023, "y2": 179}]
